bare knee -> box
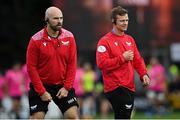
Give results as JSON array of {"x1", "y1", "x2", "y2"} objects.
[{"x1": 64, "y1": 106, "x2": 79, "y2": 119}]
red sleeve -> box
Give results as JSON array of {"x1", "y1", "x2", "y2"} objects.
[
  {"x1": 63, "y1": 36, "x2": 77, "y2": 90},
  {"x1": 132, "y1": 38, "x2": 147, "y2": 80},
  {"x1": 26, "y1": 38, "x2": 46, "y2": 96},
  {"x1": 96, "y1": 38, "x2": 125, "y2": 71}
]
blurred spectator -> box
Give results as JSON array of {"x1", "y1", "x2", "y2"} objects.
[
  {"x1": 73, "y1": 62, "x2": 85, "y2": 116},
  {"x1": 5, "y1": 62, "x2": 25, "y2": 119},
  {"x1": 168, "y1": 64, "x2": 179, "y2": 83},
  {"x1": 73, "y1": 63, "x2": 84, "y2": 98},
  {"x1": 21, "y1": 64, "x2": 30, "y2": 94},
  {"x1": 0, "y1": 72, "x2": 5, "y2": 111},
  {"x1": 81, "y1": 62, "x2": 97, "y2": 118},
  {"x1": 168, "y1": 64, "x2": 180, "y2": 110},
  {"x1": 146, "y1": 57, "x2": 168, "y2": 116}
]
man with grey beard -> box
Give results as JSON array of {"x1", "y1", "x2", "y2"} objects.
[{"x1": 26, "y1": 6, "x2": 79, "y2": 119}]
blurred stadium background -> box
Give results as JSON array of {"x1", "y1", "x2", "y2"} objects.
[{"x1": 0, "y1": 0, "x2": 180, "y2": 119}]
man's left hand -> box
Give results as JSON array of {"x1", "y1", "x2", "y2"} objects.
[
  {"x1": 142, "y1": 74, "x2": 150, "y2": 87},
  {"x1": 56, "y1": 87, "x2": 69, "y2": 99}
]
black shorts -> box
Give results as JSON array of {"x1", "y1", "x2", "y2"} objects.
[
  {"x1": 105, "y1": 86, "x2": 134, "y2": 119},
  {"x1": 28, "y1": 84, "x2": 79, "y2": 115}
]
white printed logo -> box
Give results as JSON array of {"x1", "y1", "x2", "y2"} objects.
[
  {"x1": 114, "y1": 42, "x2": 118, "y2": 46},
  {"x1": 125, "y1": 104, "x2": 132, "y2": 109},
  {"x1": 97, "y1": 46, "x2": 106, "y2": 53},
  {"x1": 68, "y1": 98, "x2": 75, "y2": 104},
  {"x1": 30, "y1": 105, "x2": 37, "y2": 110},
  {"x1": 43, "y1": 42, "x2": 47, "y2": 46},
  {"x1": 74, "y1": 97, "x2": 77, "y2": 101},
  {"x1": 48, "y1": 36, "x2": 51, "y2": 40},
  {"x1": 61, "y1": 41, "x2": 69, "y2": 46},
  {"x1": 126, "y1": 41, "x2": 132, "y2": 46}
]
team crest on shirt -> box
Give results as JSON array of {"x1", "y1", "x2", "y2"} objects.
[
  {"x1": 114, "y1": 42, "x2": 118, "y2": 46},
  {"x1": 97, "y1": 45, "x2": 106, "y2": 52},
  {"x1": 43, "y1": 42, "x2": 47, "y2": 46},
  {"x1": 48, "y1": 36, "x2": 51, "y2": 40},
  {"x1": 61, "y1": 41, "x2": 69, "y2": 46},
  {"x1": 126, "y1": 41, "x2": 132, "y2": 46}
]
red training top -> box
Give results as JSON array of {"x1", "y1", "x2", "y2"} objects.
[
  {"x1": 27, "y1": 27, "x2": 77, "y2": 96},
  {"x1": 96, "y1": 31, "x2": 147, "y2": 93}
]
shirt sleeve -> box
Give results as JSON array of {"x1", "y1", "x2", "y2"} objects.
[
  {"x1": 132, "y1": 38, "x2": 147, "y2": 80},
  {"x1": 96, "y1": 38, "x2": 125, "y2": 71},
  {"x1": 63, "y1": 36, "x2": 77, "y2": 90},
  {"x1": 26, "y1": 38, "x2": 46, "y2": 96}
]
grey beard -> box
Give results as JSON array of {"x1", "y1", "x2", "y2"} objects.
[{"x1": 50, "y1": 25, "x2": 61, "y2": 31}]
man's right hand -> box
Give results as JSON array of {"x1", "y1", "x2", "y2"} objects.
[
  {"x1": 123, "y1": 50, "x2": 134, "y2": 61},
  {"x1": 40, "y1": 91, "x2": 52, "y2": 102}
]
